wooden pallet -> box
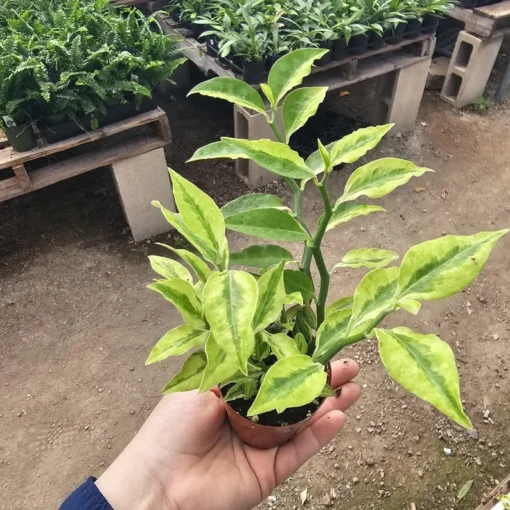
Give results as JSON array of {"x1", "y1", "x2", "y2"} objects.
[
  {"x1": 475, "y1": 474, "x2": 510, "y2": 510},
  {"x1": 449, "y1": 0, "x2": 510, "y2": 37},
  {"x1": 0, "y1": 107, "x2": 171, "y2": 203},
  {"x1": 159, "y1": 15, "x2": 435, "y2": 85}
]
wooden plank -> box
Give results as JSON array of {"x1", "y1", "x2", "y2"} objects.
[
  {"x1": 0, "y1": 136, "x2": 8, "y2": 149},
  {"x1": 111, "y1": 0, "x2": 151, "y2": 6},
  {"x1": 12, "y1": 164, "x2": 32, "y2": 190},
  {"x1": 0, "y1": 134, "x2": 166, "y2": 203},
  {"x1": 0, "y1": 108, "x2": 167, "y2": 171},
  {"x1": 155, "y1": 115, "x2": 172, "y2": 143},
  {"x1": 475, "y1": 0, "x2": 510, "y2": 19},
  {"x1": 448, "y1": 6, "x2": 497, "y2": 36},
  {"x1": 475, "y1": 473, "x2": 510, "y2": 510}
]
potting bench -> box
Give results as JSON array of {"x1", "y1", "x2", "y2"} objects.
[
  {"x1": 440, "y1": 1, "x2": 510, "y2": 107},
  {"x1": 0, "y1": 107, "x2": 175, "y2": 242},
  {"x1": 160, "y1": 16, "x2": 435, "y2": 188}
]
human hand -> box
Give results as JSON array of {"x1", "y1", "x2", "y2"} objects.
[{"x1": 96, "y1": 359, "x2": 361, "y2": 510}]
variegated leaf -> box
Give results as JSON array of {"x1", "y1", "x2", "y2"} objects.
[
  {"x1": 349, "y1": 267, "x2": 399, "y2": 331},
  {"x1": 313, "y1": 308, "x2": 351, "y2": 361},
  {"x1": 332, "y1": 248, "x2": 399, "y2": 270},
  {"x1": 221, "y1": 194, "x2": 288, "y2": 219},
  {"x1": 268, "y1": 48, "x2": 328, "y2": 105},
  {"x1": 284, "y1": 269, "x2": 316, "y2": 301},
  {"x1": 188, "y1": 140, "x2": 247, "y2": 163},
  {"x1": 223, "y1": 378, "x2": 259, "y2": 402},
  {"x1": 375, "y1": 327, "x2": 472, "y2": 429},
  {"x1": 148, "y1": 255, "x2": 193, "y2": 283},
  {"x1": 188, "y1": 77, "x2": 267, "y2": 116},
  {"x1": 199, "y1": 333, "x2": 239, "y2": 392},
  {"x1": 253, "y1": 262, "x2": 286, "y2": 333},
  {"x1": 325, "y1": 296, "x2": 353, "y2": 317},
  {"x1": 285, "y1": 291, "x2": 304, "y2": 306},
  {"x1": 170, "y1": 169, "x2": 228, "y2": 268},
  {"x1": 162, "y1": 351, "x2": 207, "y2": 393},
  {"x1": 148, "y1": 278, "x2": 205, "y2": 328},
  {"x1": 282, "y1": 87, "x2": 328, "y2": 142},
  {"x1": 336, "y1": 158, "x2": 433, "y2": 204},
  {"x1": 157, "y1": 244, "x2": 212, "y2": 283},
  {"x1": 230, "y1": 245, "x2": 294, "y2": 268},
  {"x1": 146, "y1": 326, "x2": 208, "y2": 364},
  {"x1": 248, "y1": 355, "x2": 327, "y2": 415},
  {"x1": 253, "y1": 332, "x2": 271, "y2": 360},
  {"x1": 294, "y1": 332, "x2": 308, "y2": 354},
  {"x1": 395, "y1": 298, "x2": 421, "y2": 315},
  {"x1": 268, "y1": 333, "x2": 301, "y2": 359},
  {"x1": 202, "y1": 271, "x2": 258, "y2": 374},
  {"x1": 327, "y1": 202, "x2": 386, "y2": 231},
  {"x1": 397, "y1": 230, "x2": 509, "y2": 301}
]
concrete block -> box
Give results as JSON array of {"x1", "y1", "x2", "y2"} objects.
[
  {"x1": 426, "y1": 56, "x2": 450, "y2": 90},
  {"x1": 111, "y1": 148, "x2": 175, "y2": 242},
  {"x1": 441, "y1": 30, "x2": 504, "y2": 108},
  {"x1": 234, "y1": 105, "x2": 284, "y2": 189}
]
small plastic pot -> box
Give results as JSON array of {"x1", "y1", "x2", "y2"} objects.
[
  {"x1": 266, "y1": 53, "x2": 284, "y2": 69},
  {"x1": 242, "y1": 59, "x2": 266, "y2": 84},
  {"x1": 369, "y1": 32, "x2": 385, "y2": 50},
  {"x1": 404, "y1": 18, "x2": 422, "y2": 38},
  {"x1": 422, "y1": 15, "x2": 440, "y2": 34},
  {"x1": 223, "y1": 363, "x2": 332, "y2": 449},
  {"x1": 316, "y1": 41, "x2": 333, "y2": 66},
  {"x1": 386, "y1": 22, "x2": 407, "y2": 44},
  {"x1": 349, "y1": 34, "x2": 369, "y2": 55},
  {"x1": 333, "y1": 38, "x2": 348, "y2": 61},
  {"x1": 4, "y1": 122, "x2": 37, "y2": 152},
  {"x1": 191, "y1": 23, "x2": 203, "y2": 40}
]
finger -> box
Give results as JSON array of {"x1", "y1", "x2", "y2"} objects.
[
  {"x1": 309, "y1": 381, "x2": 361, "y2": 425},
  {"x1": 274, "y1": 410, "x2": 346, "y2": 485},
  {"x1": 329, "y1": 358, "x2": 360, "y2": 388}
]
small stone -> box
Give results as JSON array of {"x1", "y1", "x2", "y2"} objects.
[
  {"x1": 469, "y1": 429, "x2": 479, "y2": 440},
  {"x1": 417, "y1": 470, "x2": 424, "y2": 478},
  {"x1": 483, "y1": 409, "x2": 490, "y2": 419},
  {"x1": 352, "y1": 477, "x2": 359, "y2": 485},
  {"x1": 130, "y1": 410, "x2": 136, "y2": 415},
  {"x1": 444, "y1": 448, "x2": 454, "y2": 456},
  {"x1": 365, "y1": 458, "x2": 375, "y2": 466},
  {"x1": 401, "y1": 404, "x2": 408, "y2": 409},
  {"x1": 319, "y1": 494, "x2": 331, "y2": 506},
  {"x1": 334, "y1": 463, "x2": 340, "y2": 469},
  {"x1": 475, "y1": 458, "x2": 482, "y2": 466},
  {"x1": 356, "y1": 427, "x2": 362, "y2": 433}
]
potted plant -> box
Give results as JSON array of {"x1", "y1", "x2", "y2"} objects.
[{"x1": 145, "y1": 49, "x2": 508, "y2": 449}]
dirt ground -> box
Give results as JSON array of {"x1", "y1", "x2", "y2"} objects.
[{"x1": 1, "y1": 85, "x2": 510, "y2": 510}]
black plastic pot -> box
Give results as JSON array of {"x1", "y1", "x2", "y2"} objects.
[
  {"x1": 422, "y1": 15, "x2": 440, "y2": 34},
  {"x1": 191, "y1": 23, "x2": 203, "y2": 39},
  {"x1": 98, "y1": 97, "x2": 157, "y2": 128},
  {"x1": 404, "y1": 18, "x2": 422, "y2": 38},
  {"x1": 369, "y1": 32, "x2": 385, "y2": 50},
  {"x1": 266, "y1": 53, "x2": 284, "y2": 69},
  {"x1": 242, "y1": 59, "x2": 266, "y2": 84},
  {"x1": 206, "y1": 36, "x2": 218, "y2": 56},
  {"x1": 43, "y1": 117, "x2": 89, "y2": 144},
  {"x1": 316, "y1": 41, "x2": 333, "y2": 66},
  {"x1": 386, "y1": 22, "x2": 407, "y2": 44},
  {"x1": 349, "y1": 34, "x2": 369, "y2": 55},
  {"x1": 333, "y1": 38, "x2": 348, "y2": 61},
  {"x1": 4, "y1": 122, "x2": 37, "y2": 152}
]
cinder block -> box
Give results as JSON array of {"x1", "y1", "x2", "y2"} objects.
[
  {"x1": 111, "y1": 148, "x2": 175, "y2": 242},
  {"x1": 426, "y1": 56, "x2": 450, "y2": 90},
  {"x1": 234, "y1": 105, "x2": 284, "y2": 189},
  {"x1": 441, "y1": 31, "x2": 504, "y2": 108}
]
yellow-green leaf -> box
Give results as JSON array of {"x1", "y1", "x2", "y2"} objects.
[
  {"x1": 223, "y1": 378, "x2": 259, "y2": 402},
  {"x1": 375, "y1": 327, "x2": 472, "y2": 429},
  {"x1": 248, "y1": 355, "x2": 327, "y2": 415},
  {"x1": 221, "y1": 194, "x2": 288, "y2": 219},
  {"x1": 188, "y1": 77, "x2": 267, "y2": 116},
  {"x1": 268, "y1": 48, "x2": 328, "y2": 105},
  {"x1": 396, "y1": 230, "x2": 509, "y2": 301},
  {"x1": 260, "y1": 83, "x2": 275, "y2": 107},
  {"x1": 146, "y1": 326, "x2": 209, "y2": 364},
  {"x1": 325, "y1": 296, "x2": 353, "y2": 317},
  {"x1": 253, "y1": 262, "x2": 286, "y2": 333},
  {"x1": 225, "y1": 208, "x2": 310, "y2": 242},
  {"x1": 202, "y1": 271, "x2": 258, "y2": 374},
  {"x1": 230, "y1": 245, "x2": 295, "y2": 268},
  {"x1": 148, "y1": 278, "x2": 205, "y2": 328},
  {"x1": 327, "y1": 203, "x2": 386, "y2": 231},
  {"x1": 188, "y1": 140, "x2": 248, "y2": 163},
  {"x1": 337, "y1": 158, "x2": 433, "y2": 204},
  {"x1": 157, "y1": 244, "x2": 212, "y2": 283},
  {"x1": 268, "y1": 333, "x2": 301, "y2": 359},
  {"x1": 282, "y1": 87, "x2": 328, "y2": 142},
  {"x1": 285, "y1": 291, "x2": 304, "y2": 306},
  {"x1": 313, "y1": 308, "x2": 352, "y2": 361},
  {"x1": 294, "y1": 332, "x2": 308, "y2": 354},
  {"x1": 349, "y1": 267, "x2": 399, "y2": 331},
  {"x1": 332, "y1": 248, "x2": 399, "y2": 270},
  {"x1": 199, "y1": 333, "x2": 239, "y2": 392},
  {"x1": 220, "y1": 138, "x2": 316, "y2": 180},
  {"x1": 284, "y1": 269, "x2": 316, "y2": 301},
  {"x1": 457, "y1": 480, "x2": 474, "y2": 501},
  {"x1": 169, "y1": 169, "x2": 227, "y2": 268},
  {"x1": 395, "y1": 298, "x2": 421, "y2": 315},
  {"x1": 148, "y1": 255, "x2": 193, "y2": 283},
  {"x1": 162, "y1": 351, "x2": 207, "y2": 393}
]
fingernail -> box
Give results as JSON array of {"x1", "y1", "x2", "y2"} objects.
[{"x1": 335, "y1": 387, "x2": 343, "y2": 398}]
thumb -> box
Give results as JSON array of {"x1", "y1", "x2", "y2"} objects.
[{"x1": 273, "y1": 410, "x2": 346, "y2": 485}]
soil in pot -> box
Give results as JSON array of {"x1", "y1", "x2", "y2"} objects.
[
  {"x1": 4, "y1": 122, "x2": 37, "y2": 152},
  {"x1": 316, "y1": 41, "x2": 333, "y2": 66},
  {"x1": 349, "y1": 34, "x2": 369, "y2": 55},
  {"x1": 422, "y1": 15, "x2": 440, "y2": 34},
  {"x1": 333, "y1": 38, "x2": 348, "y2": 61},
  {"x1": 369, "y1": 32, "x2": 385, "y2": 50},
  {"x1": 404, "y1": 18, "x2": 422, "y2": 39},
  {"x1": 242, "y1": 59, "x2": 266, "y2": 84},
  {"x1": 386, "y1": 22, "x2": 407, "y2": 44}
]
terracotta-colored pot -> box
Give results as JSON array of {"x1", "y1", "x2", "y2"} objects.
[{"x1": 223, "y1": 363, "x2": 332, "y2": 449}]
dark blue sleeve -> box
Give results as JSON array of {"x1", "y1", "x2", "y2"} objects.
[{"x1": 60, "y1": 477, "x2": 113, "y2": 510}]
